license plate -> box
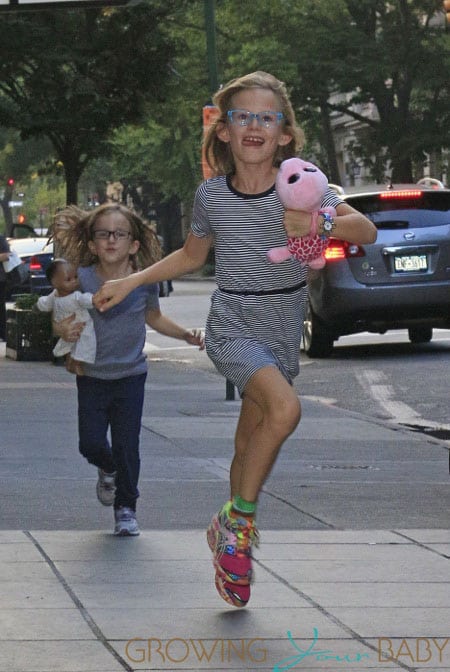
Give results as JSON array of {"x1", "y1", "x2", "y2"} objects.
[{"x1": 394, "y1": 254, "x2": 428, "y2": 272}]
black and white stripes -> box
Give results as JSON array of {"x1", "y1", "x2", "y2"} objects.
[{"x1": 191, "y1": 175, "x2": 342, "y2": 393}]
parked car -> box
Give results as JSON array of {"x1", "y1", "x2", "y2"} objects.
[
  {"x1": 6, "y1": 236, "x2": 53, "y2": 300},
  {"x1": 303, "y1": 184, "x2": 450, "y2": 357}
]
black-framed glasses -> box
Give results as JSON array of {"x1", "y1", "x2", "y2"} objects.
[
  {"x1": 92, "y1": 229, "x2": 132, "y2": 241},
  {"x1": 227, "y1": 109, "x2": 284, "y2": 128}
]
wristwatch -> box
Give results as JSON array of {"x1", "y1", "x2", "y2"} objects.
[{"x1": 319, "y1": 212, "x2": 336, "y2": 239}]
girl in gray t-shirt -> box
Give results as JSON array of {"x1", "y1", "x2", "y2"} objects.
[{"x1": 55, "y1": 204, "x2": 204, "y2": 536}]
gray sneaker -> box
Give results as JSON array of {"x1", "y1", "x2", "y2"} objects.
[
  {"x1": 96, "y1": 469, "x2": 116, "y2": 506},
  {"x1": 114, "y1": 507, "x2": 140, "y2": 536}
]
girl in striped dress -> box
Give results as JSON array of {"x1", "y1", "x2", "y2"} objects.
[{"x1": 94, "y1": 71, "x2": 376, "y2": 607}]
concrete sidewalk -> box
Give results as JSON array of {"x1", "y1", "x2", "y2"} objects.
[
  {"x1": 1, "y1": 528, "x2": 450, "y2": 671},
  {"x1": 1, "y1": 343, "x2": 450, "y2": 671}
]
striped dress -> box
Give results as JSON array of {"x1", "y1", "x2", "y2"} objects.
[{"x1": 191, "y1": 175, "x2": 342, "y2": 394}]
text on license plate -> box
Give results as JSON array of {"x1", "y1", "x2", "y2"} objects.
[{"x1": 394, "y1": 254, "x2": 428, "y2": 272}]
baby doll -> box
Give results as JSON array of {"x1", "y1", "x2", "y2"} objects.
[
  {"x1": 267, "y1": 157, "x2": 336, "y2": 269},
  {"x1": 37, "y1": 258, "x2": 96, "y2": 366}
]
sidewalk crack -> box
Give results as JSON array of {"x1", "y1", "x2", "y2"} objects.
[
  {"x1": 23, "y1": 530, "x2": 133, "y2": 672},
  {"x1": 254, "y1": 557, "x2": 418, "y2": 672}
]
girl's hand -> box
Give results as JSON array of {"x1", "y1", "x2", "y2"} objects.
[
  {"x1": 54, "y1": 314, "x2": 85, "y2": 342},
  {"x1": 183, "y1": 328, "x2": 205, "y2": 350},
  {"x1": 65, "y1": 355, "x2": 85, "y2": 376},
  {"x1": 283, "y1": 209, "x2": 312, "y2": 238},
  {"x1": 93, "y1": 276, "x2": 137, "y2": 312}
]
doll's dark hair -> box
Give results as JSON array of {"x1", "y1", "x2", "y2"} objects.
[{"x1": 45, "y1": 258, "x2": 71, "y2": 284}]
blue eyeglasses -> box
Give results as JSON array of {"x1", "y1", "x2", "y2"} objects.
[{"x1": 227, "y1": 109, "x2": 284, "y2": 128}]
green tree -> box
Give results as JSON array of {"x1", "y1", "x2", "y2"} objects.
[
  {"x1": 0, "y1": 128, "x2": 54, "y2": 233},
  {"x1": 107, "y1": 2, "x2": 214, "y2": 211},
  {"x1": 106, "y1": 0, "x2": 447, "y2": 217},
  {"x1": 325, "y1": 0, "x2": 449, "y2": 182},
  {"x1": 0, "y1": 3, "x2": 187, "y2": 205},
  {"x1": 212, "y1": 0, "x2": 449, "y2": 183}
]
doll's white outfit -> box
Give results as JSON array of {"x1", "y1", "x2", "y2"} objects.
[{"x1": 37, "y1": 290, "x2": 96, "y2": 363}]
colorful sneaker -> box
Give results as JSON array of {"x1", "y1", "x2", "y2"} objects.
[
  {"x1": 114, "y1": 507, "x2": 140, "y2": 536},
  {"x1": 214, "y1": 574, "x2": 250, "y2": 608},
  {"x1": 96, "y1": 469, "x2": 116, "y2": 506},
  {"x1": 206, "y1": 501, "x2": 259, "y2": 608}
]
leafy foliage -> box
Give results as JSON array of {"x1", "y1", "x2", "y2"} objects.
[
  {"x1": 0, "y1": 2, "x2": 187, "y2": 202},
  {"x1": 0, "y1": 0, "x2": 448, "y2": 225}
]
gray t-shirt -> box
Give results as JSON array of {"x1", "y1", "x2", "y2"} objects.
[{"x1": 78, "y1": 265, "x2": 159, "y2": 380}]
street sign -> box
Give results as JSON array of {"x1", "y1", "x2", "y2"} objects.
[{"x1": 8, "y1": 200, "x2": 23, "y2": 207}]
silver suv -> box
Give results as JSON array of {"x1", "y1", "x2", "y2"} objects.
[{"x1": 303, "y1": 185, "x2": 450, "y2": 357}]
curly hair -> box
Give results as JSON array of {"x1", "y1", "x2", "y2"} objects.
[
  {"x1": 203, "y1": 71, "x2": 305, "y2": 177},
  {"x1": 61, "y1": 203, "x2": 162, "y2": 270},
  {"x1": 46, "y1": 205, "x2": 87, "y2": 251}
]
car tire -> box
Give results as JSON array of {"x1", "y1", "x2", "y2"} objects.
[
  {"x1": 302, "y1": 301, "x2": 334, "y2": 358},
  {"x1": 408, "y1": 326, "x2": 433, "y2": 344}
]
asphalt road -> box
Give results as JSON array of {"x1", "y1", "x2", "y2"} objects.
[
  {"x1": 1, "y1": 276, "x2": 449, "y2": 532},
  {"x1": 154, "y1": 277, "x2": 450, "y2": 437}
]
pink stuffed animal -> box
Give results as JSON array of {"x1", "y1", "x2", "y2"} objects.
[{"x1": 267, "y1": 157, "x2": 336, "y2": 269}]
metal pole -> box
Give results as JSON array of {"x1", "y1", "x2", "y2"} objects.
[
  {"x1": 204, "y1": 0, "x2": 219, "y2": 95},
  {"x1": 226, "y1": 378, "x2": 236, "y2": 401}
]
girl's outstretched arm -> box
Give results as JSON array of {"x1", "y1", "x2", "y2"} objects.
[
  {"x1": 93, "y1": 232, "x2": 212, "y2": 312},
  {"x1": 146, "y1": 308, "x2": 205, "y2": 350}
]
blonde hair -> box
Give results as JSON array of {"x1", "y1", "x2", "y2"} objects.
[
  {"x1": 204, "y1": 71, "x2": 305, "y2": 177},
  {"x1": 47, "y1": 205, "x2": 87, "y2": 251},
  {"x1": 62, "y1": 203, "x2": 162, "y2": 269}
]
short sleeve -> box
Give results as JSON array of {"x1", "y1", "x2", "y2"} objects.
[
  {"x1": 321, "y1": 187, "x2": 344, "y2": 211},
  {"x1": 146, "y1": 283, "x2": 160, "y2": 311},
  {"x1": 191, "y1": 181, "x2": 212, "y2": 238},
  {"x1": 76, "y1": 292, "x2": 94, "y2": 309},
  {"x1": 37, "y1": 291, "x2": 56, "y2": 312}
]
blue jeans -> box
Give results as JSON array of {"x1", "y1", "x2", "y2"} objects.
[{"x1": 76, "y1": 373, "x2": 147, "y2": 511}]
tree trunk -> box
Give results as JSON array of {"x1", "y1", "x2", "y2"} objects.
[
  {"x1": 1, "y1": 182, "x2": 15, "y2": 235},
  {"x1": 320, "y1": 101, "x2": 341, "y2": 184},
  {"x1": 1, "y1": 201, "x2": 14, "y2": 236},
  {"x1": 64, "y1": 165, "x2": 79, "y2": 205},
  {"x1": 390, "y1": 152, "x2": 413, "y2": 183}
]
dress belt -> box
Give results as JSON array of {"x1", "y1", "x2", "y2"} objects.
[{"x1": 218, "y1": 280, "x2": 306, "y2": 297}]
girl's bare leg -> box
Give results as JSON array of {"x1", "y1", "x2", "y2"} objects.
[
  {"x1": 230, "y1": 395, "x2": 263, "y2": 498},
  {"x1": 231, "y1": 366, "x2": 301, "y2": 503}
]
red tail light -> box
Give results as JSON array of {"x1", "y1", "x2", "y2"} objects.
[
  {"x1": 29, "y1": 255, "x2": 43, "y2": 271},
  {"x1": 324, "y1": 239, "x2": 365, "y2": 262},
  {"x1": 379, "y1": 190, "x2": 422, "y2": 199}
]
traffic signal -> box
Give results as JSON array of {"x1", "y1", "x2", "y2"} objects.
[
  {"x1": 201, "y1": 105, "x2": 220, "y2": 180},
  {"x1": 7, "y1": 177, "x2": 14, "y2": 186},
  {"x1": 444, "y1": 0, "x2": 450, "y2": 27},
  {"x1": 17, "y1": 214, "x2": 26, "y2": 224}
]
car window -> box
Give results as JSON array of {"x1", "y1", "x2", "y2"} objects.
[
  {"x1": 346, "y1": 192, "x2": 450, "y2": 229},
  {"x1": 10, "y1": 224, "x2": 39, "y2": 238}
]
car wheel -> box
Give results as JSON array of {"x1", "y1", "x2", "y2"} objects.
[
  {"x1": 408, "y1": 326, "x2": 433, "y2": 344},
  {"x1": 302, "y1": 301, "x2": 334, "y2": 358}
]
